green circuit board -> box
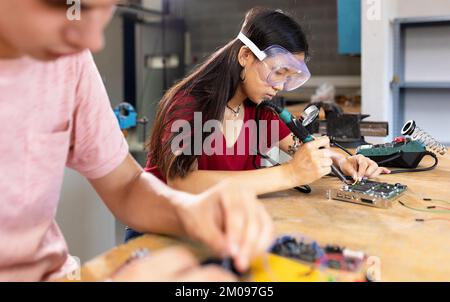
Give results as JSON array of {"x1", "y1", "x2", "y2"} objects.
[{"x1": 344, "y1": 180, "x2": 407, "y2": 199}]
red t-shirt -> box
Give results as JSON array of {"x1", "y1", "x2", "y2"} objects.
[{"x1": 145, "y1": 95, "x2": 291, "y2": 182}]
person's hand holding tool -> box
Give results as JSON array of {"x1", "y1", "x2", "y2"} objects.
[
  {"x1": 286, "y1": 136, "x2": 333, "y2": 185},
  {"x1": 171, "y1": 181, "x2": 275, "y2": 273}
]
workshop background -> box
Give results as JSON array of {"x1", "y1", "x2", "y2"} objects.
[{"x1": 56, "y1": 0, "x2": 450, "y2": 262}]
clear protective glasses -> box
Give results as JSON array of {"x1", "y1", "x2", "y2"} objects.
[{"x1": 238, "y1": 32, "x2": 311, "y2": 91}]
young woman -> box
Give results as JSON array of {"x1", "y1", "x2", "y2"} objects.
[{"x1": 145, "y1": 7, "x2": 390, "y2": 196}]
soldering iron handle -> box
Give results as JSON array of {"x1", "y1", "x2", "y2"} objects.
[{"x1": 259, "y1": 100, "x2": 349, "y2": 184}]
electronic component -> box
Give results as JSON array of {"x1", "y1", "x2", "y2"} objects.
[
  {"x1": 356, "y1": 137, "x2": 429, "y2": 169},
  {"x1": 356, "y1": 120, "x2": 446, "y2": 170},
  {"x1": 250, "y1": 254, "x2": 329, "y2": 282},
  {"x1": 270, "y1": 235, "x2": 324, "y2": 263},
  {"x1": 203, "y1": 253, "x2": 329, "y2": 281},
  {"x1": 402, "y1": 120, "x2": 447, "y2": 156},
  {"x1": 321, "y1": 246, "x2": 364, "y2": 272},
  {"x1": 327, "y1": 180, "x2": 407, "y2": 208},
  {"x1": 269, "y1": 235, "x2": 366, "y2": 273}
]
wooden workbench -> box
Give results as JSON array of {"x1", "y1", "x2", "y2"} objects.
[{"x1": 78, "y1": 154, "x2": 450, "y2": 282}]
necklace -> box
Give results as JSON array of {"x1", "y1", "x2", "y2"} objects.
[{"x1": 226, "y1": 104, "x2": 241, "y2": 118}]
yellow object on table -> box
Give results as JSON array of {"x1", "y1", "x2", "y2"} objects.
[{"x1": 250, "y1": 254, "x2": 329, "y2": 282}]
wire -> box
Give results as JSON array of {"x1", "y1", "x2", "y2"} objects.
[
  {"x1": 416, "y1": 217, "x2": 450, "y2": 223},
  {"x1": 403, "y1": 194, "x2": 450, "y2": 223},
  {"x1": 398, "y1": 200, "x2": 450, "y2": 214},
  {"x1": 405, "y1": 190, "x2": 450, "y2": 206},
  {"x1": 375, "y1": 153, "x2": 403, "y2": 165},
  {"x1": 423, "y1": 198, "x2": 450, "y2": 206},
  {"x1": 426, "y1": 205, "x2": 450, "y2": 211},
  {"x1": 330, "y1": 138, "x2": 354, "y2": 156},
  {"x1": 256, "y1": 147, "x2": 312, "y2": 194}
]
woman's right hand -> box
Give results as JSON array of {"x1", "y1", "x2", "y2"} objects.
[{"x1": 286, "y1": 136, "x2": 333, "y2": 186}]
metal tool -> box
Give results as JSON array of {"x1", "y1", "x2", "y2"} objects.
[{"x1": 259, "y1": 100, "x2": 352, "y2": 185}]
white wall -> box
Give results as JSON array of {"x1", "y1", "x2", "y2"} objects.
[
  {"x1": 395, "y1": 0, "x2": 450, "y2": 18},
  {"x1": 361, "y1": 0, "x2": 450, "y2": 143},
  {"x1": 361, "y1": 0, "x2": 398, "y2": 143}
]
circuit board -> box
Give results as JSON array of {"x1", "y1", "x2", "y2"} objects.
[
  {"x1": 267, "y1": 235, "x2": 368, "y2": 281},
  {"x1": 327, "y1": 180, "x2": 407, "y2": 209},
  {"x1": 204, "y1": 235, "x2": 369, "y2": 282}
]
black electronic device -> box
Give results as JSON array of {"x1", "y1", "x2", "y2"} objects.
[{"x1": 356, "y1": 120, "x2": 446, "y2": 172}]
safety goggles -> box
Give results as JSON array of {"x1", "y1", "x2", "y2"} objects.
[{"x1": 238, "y1": 32, "x2": 311, "y2": 91}]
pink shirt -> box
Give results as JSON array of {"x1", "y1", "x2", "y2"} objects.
[{"x1": 0, "y1": 50, "x2": 129, "y2": 281}]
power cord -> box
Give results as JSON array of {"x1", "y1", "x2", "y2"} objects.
[
  {"x1": 379, "y1": 152, "x2": 438, "y2": 174},
  {"x1": 330, "y1": 138, "x2": 354, "y2": 156}
]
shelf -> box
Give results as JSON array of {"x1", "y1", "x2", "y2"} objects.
[
  {"x1": 399, "y1": 82, "x2": 450, "y2": 89},
  {"x1": 392, "y1": 16, "x2": 450, "y2": 137},
  {"x1": 394, "y1": 16, "x2": 450, "y2": 26}
]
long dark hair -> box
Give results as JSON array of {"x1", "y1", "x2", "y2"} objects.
[{"x1": 147, "y1": 7, "x2": 309, "y2": 180}]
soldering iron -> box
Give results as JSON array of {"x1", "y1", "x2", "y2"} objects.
[{"x1": 259, "y1": 100, "x2": 351, "y2": 185}]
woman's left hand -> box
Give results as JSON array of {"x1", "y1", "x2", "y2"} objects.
[{"x1": 338, "y1": 155, "x2": 391, "y2": 181}]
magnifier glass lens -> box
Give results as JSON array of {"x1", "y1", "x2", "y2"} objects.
[{"x1": 301, "y1": 105, "x2": 320, "y2": 126}]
